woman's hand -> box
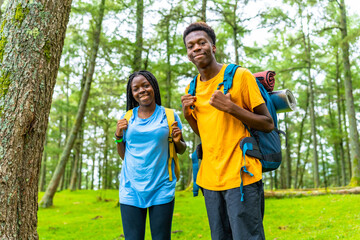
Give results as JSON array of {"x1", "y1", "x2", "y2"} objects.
[
  {"x1": 116, "y1": 119, "x2": 128, "y2": 138},
  {"x1": 171, "y1": 121, "x2": 182, "y2": 143}
]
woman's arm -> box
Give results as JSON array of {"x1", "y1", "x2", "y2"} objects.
[{"x1": 115, "y1": 119, "x2": 128, "y2": 159}]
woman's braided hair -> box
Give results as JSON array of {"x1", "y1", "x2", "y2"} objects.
[{"x1": 126, "y1": 70, "x2": 162, "y2": 111}]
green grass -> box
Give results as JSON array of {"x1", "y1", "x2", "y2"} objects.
[{"x1": 38, "y1": 190, "x2": 360, "y2": 239}]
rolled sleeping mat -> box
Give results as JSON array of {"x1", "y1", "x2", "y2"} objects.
[{"x1": 269, "y1": 89, "x2": 296, "y2": 113}]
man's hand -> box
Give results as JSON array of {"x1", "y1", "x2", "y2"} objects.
[
  {"x1": 181, "y1": 94, "x2": 196, "y2": 118},
  {"x1": 171, "y1": 121, "x2": 182, "y2": 143},
  {"x1": 116, "y1": 119, "x2": 128, "y2": 137},
  {"x1": 209, "y1": 90, "x2": 233, "y2": 113}
]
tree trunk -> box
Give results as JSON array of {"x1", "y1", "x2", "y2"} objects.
[
  {"x1": 302, "y1": 16, "x2": 319, "y2": 187},
  {"x1": 69, "y1": 138, "x2": 80, "y2": 191},
  {"x1": 285, "y1": 114, "x2": 292, "y2": 188},
  {"x1": 77, "y1": 149, "x2": 83, "y2": 190},
  {"x1": 341, "y1": 98, "x2": 352, "y2": 178},
  {"x1": 329, "y1": 95, "x2": 341, "y2": 186},
  {"x1": 339, "y1": 0, "x2": 360, "y2": 186},
  {"x1": 201, "y1": 0, "x2": 207, "y2": 21},
  {"x1": 335, "y1": 50, "x2": 347, "y2": 185},
  {"x1": 102, "y1": 123, "x2": 110, "y2": 189},
  {"x1": 91, "y1": 126, "x2": 97, "y2": 190},
  {"x1": 165, "y1": 16, "x2": 171, "y2": 108},
  {"x1": 133, "y1": 0, "x2": 143, "y2": 71},
  {"x1": 294, "y1": 92, "x2": 309, "y2": 189},
  {"x1": 0, "y1": 1, "x2": 72, "y2": 238},
  {"x1": 320, "y1": 141, "x2": 328, "y2": 189},
  {"x1": 39, "y1": 133, "x2": 48, "y2": 192},
  {"x1": 40, "y1": 0, "x2": 105, "y2": 208},
  {"x1": 232, "y1": 1, "x2": 239, "y2": 65}
]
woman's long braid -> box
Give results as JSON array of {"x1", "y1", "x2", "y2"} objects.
[{"x1": 126, "y1": 70, "x2": 162, "y2": 111}]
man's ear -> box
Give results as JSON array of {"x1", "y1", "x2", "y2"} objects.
[{"x1": 212, "y1": 44, "x2": 216, "y2": 54}]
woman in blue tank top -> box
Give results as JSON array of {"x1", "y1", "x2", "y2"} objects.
[{"x1": 115, "y1": 70, "x2": 186, "y2": 240}]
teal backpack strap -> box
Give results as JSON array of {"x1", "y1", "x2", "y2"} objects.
[
  {"x1": 188, "y1": 75, "x2": 198, "y2": 96},
  {"x1": 217, "y1": 64, "x2": 240, "y2": 94},
  {"x1": 188, "y1": 75, "x2": 198, "y2": 110},
  {"x1": 240, "y1": 142, "x2": 254, "y2": 201}
]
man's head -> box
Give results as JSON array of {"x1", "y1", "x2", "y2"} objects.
[
  {"x1": 183, "y1": 22, "x2": 216, "y2": 46},
  {"x1": 183, "y1": 22, "x2": 217, "y2": 68}
]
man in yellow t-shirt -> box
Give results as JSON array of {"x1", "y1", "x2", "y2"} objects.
[{"x1": 181, "y1": 22, "x2": 274, "y2": 240}]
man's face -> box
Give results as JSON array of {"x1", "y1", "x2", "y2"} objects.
[{"x1": 185, "y1": 30, "x2": 216, "y2": 68}]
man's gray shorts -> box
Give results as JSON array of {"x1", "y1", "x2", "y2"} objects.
[{"x1": 203, "y1": 180, "x2": 265, "y2": 240}]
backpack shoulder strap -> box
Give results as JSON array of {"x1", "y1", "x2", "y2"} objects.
[
  {"x1": 164, "y1": 107, "x2": 180, "y2": 182},
  {"x1": 188, "y1": 75, "x2": 198, "y2": 96},
  {"x1": 217, "y1": 64, "x2": 240, "y2": 94},
  {"x1": 124, "y1": 109, "x2": 133, "y2": 121},
  {"x1": 255, "y1": 79, "x2": 278, "y2": 128}
]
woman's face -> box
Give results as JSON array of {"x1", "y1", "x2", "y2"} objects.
[{"x1": 131, "y1": 75, "x2": 155, "y2": 108}]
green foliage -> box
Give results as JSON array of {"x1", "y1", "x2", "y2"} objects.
[{"x1": 37, "y1": 190, "x2": 360, "y2": 239}]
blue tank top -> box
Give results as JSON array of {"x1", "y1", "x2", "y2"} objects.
[{"x1": 119, "y1": 105, "x2": 182, "y2": 208}]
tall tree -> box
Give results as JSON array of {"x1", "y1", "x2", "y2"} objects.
[
  {"x1": 0, "y1": 1, "x2": 72, "y2": 239},
  {"x1": 40, "y1": 0, "x2": 106, "y2": 208},
  {"x1": 299, "y1": 7, "x2": 320, "y2": 187},
  {"x1": 201, "y1": 0, "x2": 207, "y2": 21},
  {"x1": 132, "y1": 0, "x2": 143, "y2": 71},
  {"x1": 338, "y1": 0, "x2": 360, "y2": 186}
]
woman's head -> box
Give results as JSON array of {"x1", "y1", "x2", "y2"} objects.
[{"x1": 126, "y1": 70, "x2": 161, "y2": 111}]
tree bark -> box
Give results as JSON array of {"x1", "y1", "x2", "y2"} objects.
[
  {"x1": 339, "y1": 0, "x2": 360, "y2": 186},
  {"x1": 0, "y1": 1, "x2": 72, "y2": 238},
  {"x1": 39, "y1": 133, "x2": 48, "y2": 192},
  {"x1": 39, "y1": 0, "x2": 105, "y2": 208}
]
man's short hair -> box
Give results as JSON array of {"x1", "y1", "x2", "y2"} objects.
[{"x1": 183, "y1": 22, "x2": 216, "y2": 46}]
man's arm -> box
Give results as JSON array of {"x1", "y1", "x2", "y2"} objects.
[
  {"x1": 181, "y1": 94, "x2": 200, "y2": 136},
  {"x1": 172, "y1": 121, "x2": 187, "y2": 154},
  {"x1": 209, "y1": 90, "x2": 274, "y2": 132}
]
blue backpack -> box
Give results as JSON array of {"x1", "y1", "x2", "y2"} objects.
[{"x1": 189, "y1": 64, "x2": 285, "y2": 200}]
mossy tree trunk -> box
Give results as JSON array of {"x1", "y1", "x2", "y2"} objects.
[
  {"x1": 0, "y1": 1, "x2": 72, "y2": 239},
  {"x1": 39, "y1": 0, "x2": 105, "y2": 208}
]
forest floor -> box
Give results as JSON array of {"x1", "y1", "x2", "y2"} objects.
[{"x1": 38, "y1": 188, "x2": 360, "y2": 239}]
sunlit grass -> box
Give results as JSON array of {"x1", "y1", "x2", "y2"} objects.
[{"x1": 38, "y1": 190, "x2": 360, "y2": 239}]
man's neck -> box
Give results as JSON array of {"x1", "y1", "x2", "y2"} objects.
[{"x1": 197, "y1": 61, "x2": 223, "y2": 82}]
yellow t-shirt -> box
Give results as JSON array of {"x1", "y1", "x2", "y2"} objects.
[{"x1": 185, "y1": 64, "x2": 264, "y2": 190}]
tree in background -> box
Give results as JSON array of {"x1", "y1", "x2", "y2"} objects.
[
  {"x1": 40, "y1": 0, "x2": 106, "y2": 208},
  {"x1": 338, "y1": 0, "x2": 360, "y2": 186},
  {"x1": 0, "y1": 0, "x2": 72, "y2": 238}
]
